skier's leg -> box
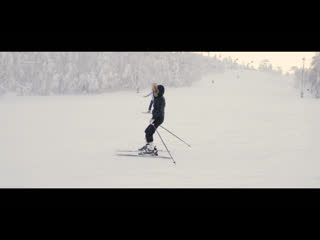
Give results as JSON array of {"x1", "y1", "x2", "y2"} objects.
[
  {"x1": 145, "y1": 124, "x2": 156, "y2": 143},
  {"x1": 153, "y1": 116, "x2": 164, "y2": 129},
  {"x1": 138, "y1": 124, "x2": 156, "y2": 153},
  {"x1": 140, "y1": 117, "x2": 164, "y2": 152},
  {"x1": 146, "y1": 117, "x2": 163, "y2": 151},
  {"x1": 139, "y1": 124, "x2": 154, "y2": 151}
]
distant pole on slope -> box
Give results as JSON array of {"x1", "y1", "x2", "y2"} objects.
[
  {"x1": 317, "y1": 70, "x2": 320, "y2": 98},
  {"x1": 247, "y1": 61, "x2": 254, "y2": 69},
  {"x1": 301, "y1": 57, "x2": 305, "y2": 98},
  {"x1": 235, "y1": 58, "x2": 239, "y2": 70}
]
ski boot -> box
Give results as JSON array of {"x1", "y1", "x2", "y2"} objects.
[
  {"x1": 153, "y1": 146, "x2": 158, "y2": 156},
  {"x1": 138, "y1": 144, "x2": 148, "y2": 151},
  {"x1": 139, "y1": 144, "x2": 158, "y2": 156}
]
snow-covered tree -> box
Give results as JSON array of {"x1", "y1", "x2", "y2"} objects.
[
  {"x1": 0, "y1": 52, "x2": 231, "y2": 96},
  {"x1": 306, "y1": 53, "x2": 320, "y2": 98},
  {"x1": 259, "y1": 59, "x2": 272, "y2": 72}
]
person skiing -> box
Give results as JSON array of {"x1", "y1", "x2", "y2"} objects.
[
  {"x1": 143, "y1": 83, "x2": 157, "y2": 113},
  {"x1": 139, "y1": 84, "x2": 166, "y2": 155}
]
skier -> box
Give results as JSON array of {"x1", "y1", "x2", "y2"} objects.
[
  {"x1": 139, "y1": 85, "x2": 166, "y2": 155},
  {"x1": 143, "y1": 83, "x2": 157, "y2": 113}
]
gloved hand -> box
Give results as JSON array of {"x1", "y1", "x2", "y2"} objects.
[{"x1": 150, "y1": 119, "x2": 154, "y2": 124}]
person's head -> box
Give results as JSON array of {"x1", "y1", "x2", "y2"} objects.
[
  {"x1": 152, "y1": 83, "x2": 157, "y2": 92},
  {"x1": 156, "y1": 85, "x2": 165, "y2": 97}
]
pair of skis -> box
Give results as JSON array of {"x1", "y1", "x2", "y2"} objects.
[
  {"x1": 116, "y1": 149, "x2": 171, "y2": 160},
  {"x1": 116, "y1": 129, "x2": 177, "y2": 164}
]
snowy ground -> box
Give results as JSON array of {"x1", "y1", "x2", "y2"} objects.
[{"x1": 1, "y1": 69, "x2": 320, "y2": 188}]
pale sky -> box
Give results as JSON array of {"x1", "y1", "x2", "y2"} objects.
[{"x1": 199, "y1": 52, "x2": 316, "y2": 73}]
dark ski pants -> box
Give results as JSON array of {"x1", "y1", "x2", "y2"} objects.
[
  {"x1": 145, "y1": 116, "x2": 164, "y2": 143},
  {"x1": 148, "y1": 100, "x2": 154, "y2": 111}
]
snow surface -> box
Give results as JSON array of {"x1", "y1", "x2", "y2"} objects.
[{"x1": 1, "y1": 69, "x2": 320, "y2": 187}]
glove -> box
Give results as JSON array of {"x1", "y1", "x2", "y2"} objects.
[{"x1": 150, "y1": 119, "x2": 154, "y2": 124}]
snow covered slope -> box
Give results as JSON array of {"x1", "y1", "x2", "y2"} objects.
[{"x1": 1, "y1": 69, "x2": 320, "y2": 187}]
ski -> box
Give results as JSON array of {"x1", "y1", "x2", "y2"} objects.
[
  {"x1": 116, "y1": 149, "x2": 165, "y2": 153},
  {"x1": 116, "y1": 153, "x2": 171, "y2": 159}
]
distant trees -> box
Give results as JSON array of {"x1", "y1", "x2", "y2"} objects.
[
  {"x1": 0, "y1": 52, "x2": 223, "y2": 96},
  {"x1": 291, "y1": 53, "x2": 320, "y2": 98},
  {"x1": 307, "y1": 53, "x2": 320, "y2": 98},
  {"x1": 291, "y1": 66, "x2": 304, "y2": 89},
  {"x1": 0, "y1": 52, "x2": 291, "y2": 97},
  {"x1": 275, "y1": 66, "x2": 283, "y2": 75},
  {"x1": 259, "y1": 59, "x2": 273, "y2": 72}
]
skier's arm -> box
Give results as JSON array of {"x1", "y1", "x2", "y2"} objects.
[{"x1": 143, "y1": 92, "x2": 153, "y2": 97}]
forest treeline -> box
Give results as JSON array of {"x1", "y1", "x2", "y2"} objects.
[
  {"x1": 292, "y1": 52, "x2": 320, "y2": 98},
  {"x1": 0, "y1": 52, "x2": 289, "y2": 96},
  {"x1": 0, "y1": 52, "x2": 220, "y2": 95}
]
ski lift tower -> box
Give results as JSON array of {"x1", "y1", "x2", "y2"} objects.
[{"x1": 301, "y1": 57, "x2": 305, "y2": 98}]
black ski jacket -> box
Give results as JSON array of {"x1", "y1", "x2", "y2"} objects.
[{"x1": 152, "y1": 85, "x2": 165, "y2": 120}]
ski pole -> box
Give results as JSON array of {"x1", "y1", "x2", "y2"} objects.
[
  {"x1": 159, "y1": 125, "x2": 191, "y2": 148},
  {"x1": 156, "y1": 130, "x2": 176, "y2": 165}
]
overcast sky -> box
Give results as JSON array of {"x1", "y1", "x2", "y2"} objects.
[{"x1": 201, "y1": 52, "x2": 316, "y2": 73}]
